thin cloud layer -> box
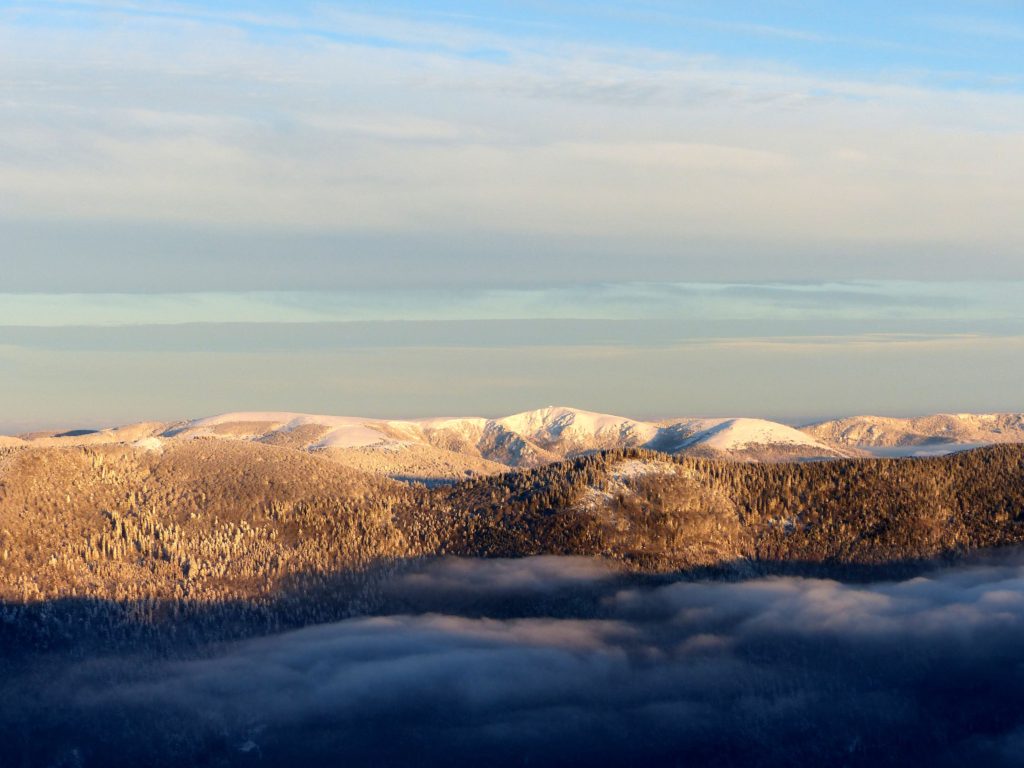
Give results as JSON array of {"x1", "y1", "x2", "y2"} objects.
[
  {"x1": 3, "y1": 282, "x2": 1021, "y2": 327},
  {"x1": 8, "y1": 554, "x2": 1024, "y2": 766},
  {"x1": 2, "y1": 3, "x2": 1024, "y2": 288}
]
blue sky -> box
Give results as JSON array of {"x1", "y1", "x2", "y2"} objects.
[
  {"x1": 11, "y1": 1, "x2": 1023, "y2": 88},
  {"x1": 1, "y1": 1, "x2": 1023, "y2": 427}
]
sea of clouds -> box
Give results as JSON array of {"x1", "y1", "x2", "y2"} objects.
[{"x1": 8, "y1": 554, "x2": 1024, "y2": 766}]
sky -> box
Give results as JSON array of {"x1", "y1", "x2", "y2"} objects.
[{"x1": 1, "y1": 1, "x2": 1023, "y2": 429}]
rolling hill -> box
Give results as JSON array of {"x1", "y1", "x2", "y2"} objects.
[{"x1": 803, "y1": 412, "x2": 1024, "y2": 455}]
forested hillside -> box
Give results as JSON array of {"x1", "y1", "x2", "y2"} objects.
[
  {"x1": 434, "y1": 447, "x2": 1024, "y2": 570},
  {"x1": 2, "y1": 441, "x2": 1024, "y2": 647}
]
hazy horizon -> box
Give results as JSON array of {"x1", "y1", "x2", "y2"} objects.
[{"x1": 2, "y1": 279, "x2": 1023, "y2": 432}]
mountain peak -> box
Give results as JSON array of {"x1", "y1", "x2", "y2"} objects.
[{"x1": 684, "y1": 417, "x2": 831, "y2": 451}]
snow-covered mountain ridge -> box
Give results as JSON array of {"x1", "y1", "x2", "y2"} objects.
[
  {"x1": 162, "y1": 407, "x2": 841, "y2": 457},
  {"x1": 144, "y1": 406, "x2": 853, "y2": 477},
  {"x1": 804, "y1": 413, "x2": 1024, "y2": 451},
  {"x1": 8, "y1": 407, "x2": 1023, "y2": 481}
]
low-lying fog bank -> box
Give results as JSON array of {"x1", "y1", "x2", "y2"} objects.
[{"x1": 7, "y1": 553, "x2": 1024, "y2": 766}]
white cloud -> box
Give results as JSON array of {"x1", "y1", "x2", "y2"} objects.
[{"x1": 1, "y1": 4, "x2": 1024, "y2": 267}]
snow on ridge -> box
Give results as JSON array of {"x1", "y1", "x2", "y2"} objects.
[
  {"x1": 499, "y1": 406, "x2": 658, "y2": 442},
  {"x1": 312, "y1": 423, "x2": 393, "y2": 449},
  {"x1": 179, "y1": 412, "x2": 394, "y2": 449},
  {"x1": 132, "y1": 437, "x2": 164, "y2": 452},
  {"x1": 411, "y1": 416, "x2": 489, "y2": 430},
  {"x1": 949, "y1": 412, "x2": 999, "y2": 421},
  {"x1": 173, "y1": 409, "x2": 834, "y2": 456},
  {"x1": 683, "y1": 418, "x2": 828, "y2": 451},
  {"x1": 189, "y1": 411, "x2": 306, "y2": 428},
  {"x1": 196, "y1": 414, "x2": 491, "y2": 450}
]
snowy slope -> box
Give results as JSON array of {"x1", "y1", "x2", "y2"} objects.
[
  {"x1": 8, "y1": 409, "x2": 1017, "y2": 474},
  {"x1": 2, "y1": 406, "x2": 873, "y2": 474},
  {"x1": 499, "y1": 406, "x2": 659, "y2": 453},
  {"x1": 157, "y1": 407, "x2": 849, "y2": 468},
  {"x1": 681, "y1": 418, "x2": 831, "y2": 451},
  {"x1": 803, "y1": 413, "x2": 1024, "y2": 449},
  {"x1": 174, "y1": 412, "x2": 394, "y2": 448}
]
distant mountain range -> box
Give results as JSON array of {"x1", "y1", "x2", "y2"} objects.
[
  {"x1": 7, "y1": 406, "x2": 1024, "y2": 482},
  {"x1": 803, "y1": 413, "x2": 1024, "y2": 453}
]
